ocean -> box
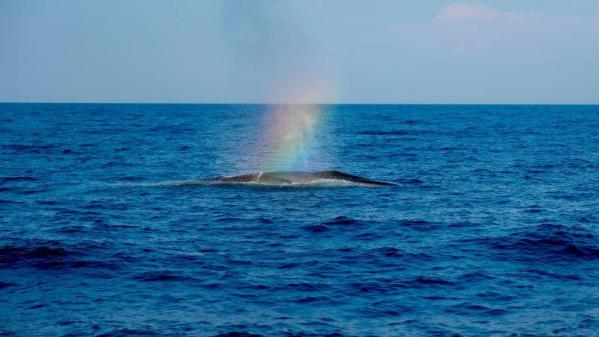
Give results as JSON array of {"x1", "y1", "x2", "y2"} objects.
[{"x1": 1, "y1": 104, "x2": 598, "y2": 337}]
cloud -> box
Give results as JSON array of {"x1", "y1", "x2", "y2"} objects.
[
  {"x1": 434, "y1": 3, "x2": 503, "y2": 21},
  {"x1": 432, "y1": 3, "x2": 573, "y2": 27},
  {"x1": 413, "y1": 3, "x2": 598, "y2": 57},
  {"x1": 334, "y1": 3, "x2": 599, "y2": 102}
]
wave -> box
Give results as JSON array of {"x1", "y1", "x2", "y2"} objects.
[
  {"x1": 303, "y1": 216, "x2": 369, "y2": 233},
  {"x1": 395, "y1": 178, "x2": 423, "y2": 185},
  {"x1": 212, "y1": 333, "x2": 263, "y2": 337},
  {"x1": 1, "y1": 144, "x2": 56, "y2": 154},
  {"x1": 303, "y1": 224, "x2": 329, "y2": 233},
  {"x1": 444, "y1": 302, "x2": 508, "y2": 316},
  {"x1": 359, "y1": 129, "x2": 434, "y2": 136},
  {"x1": 412, "y1": 276, "x2": 454, "y2": 286},
  {"x1": 94, "y1": 329, "x2": 160, "y2": 337},
  {"x1": 133, "y1": 270, "x2": 197, "y2": 282},
  {"x1": 470, "y1": 223, "x2": 599, "y2": 262},
  {"x1": 350, "y1": 275, "x2": 456, "y2": 294},
  {"x1": 359, "y1": 302, "x2": 411, "y2": 318},
  {"x1": 0, "y1": 199, "x2": 26, "y2": 204},
  {"x1": 0, "y1": 281, "x2": 17, "y2": 289},
  {"x1": 0, "y1": 240, "x2": 115, "y2": 270},
  {"x1": 323, "y1": 216, "x2": 361, "y2": 226},
  {"x1": 0, "y1": 176, "x2": 37, "y2": 183}
]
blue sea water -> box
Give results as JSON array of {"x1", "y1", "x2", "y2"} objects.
[{"x1": 1, "y1": 103, "x2": 598, "y2": 337}]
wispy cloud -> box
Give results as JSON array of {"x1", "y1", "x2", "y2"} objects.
[
  {"x1": 359, "y1": 3, "x2": 599, "y2": 57},
  {"x1": 432, "y1": 4, "x2": 597, "y2": 56},
  {"x1": 337, "y1": 3, "x2": 599, "y2": 102},
  {"x1": 434, "y1": 3, "x2": 504, "y2": 21}
]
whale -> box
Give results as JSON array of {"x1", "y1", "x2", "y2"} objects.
[{"x1": 206, "y1": 170, "x2": 394, "y2": 186}]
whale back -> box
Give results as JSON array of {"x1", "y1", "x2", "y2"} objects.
[
  {"x1": 314, "y1": 170, "x2": 394, "y2": 186},
  {"x1": 211, "y1": 170, "x2": 393, "y2": 186},
  {"x1": 214, "y1": 173, "x2": 259, "y2": 183}
]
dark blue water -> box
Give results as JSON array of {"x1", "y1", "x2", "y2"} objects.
[{"x1": 1, "y1": 104, "x2": 598, "y2": 337}]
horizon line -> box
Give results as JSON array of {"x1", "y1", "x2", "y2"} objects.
[{"x1": 1, "y1": 101, "x2": 598, "y2": 106}]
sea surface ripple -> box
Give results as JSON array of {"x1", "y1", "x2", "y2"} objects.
[{"x1": 1, "y1": 104, "x2": 598, "y2": 337}]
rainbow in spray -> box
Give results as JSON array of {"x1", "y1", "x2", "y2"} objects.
[{"x1": 259, "y1": 76, "x2": 336, "y2": 171}]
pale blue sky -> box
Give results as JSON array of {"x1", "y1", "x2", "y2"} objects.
[{"x1": 1, "y1": 0, "x2": 598, "y2": 103}]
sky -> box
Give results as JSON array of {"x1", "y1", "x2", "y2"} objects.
[{"x1": 1, "y1": 0, "x2": 598, "y2": 104}]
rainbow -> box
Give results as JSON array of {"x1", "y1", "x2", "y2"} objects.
[
  {"x1": 261, "y1": 104, "x2": 323, "y2": 170},
  {"x1": 258, "y1": 76, "x2": 336, "y2": 171}
]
